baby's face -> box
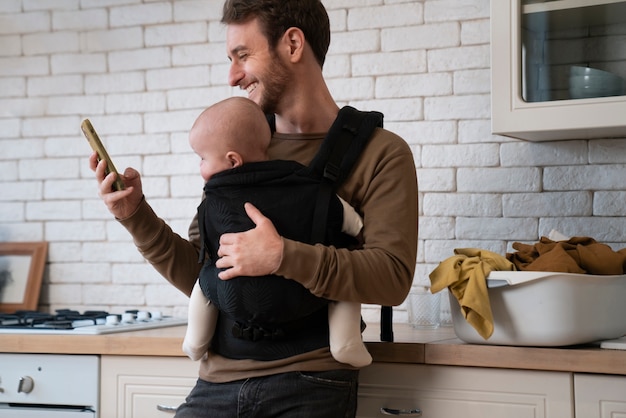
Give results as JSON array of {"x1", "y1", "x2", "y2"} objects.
[{"x1": 189, "y1": 131, "x2": 232, "y2": 182}]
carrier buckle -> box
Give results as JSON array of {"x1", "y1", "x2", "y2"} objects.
[{"x1": 231, "y1": 321, "x2": 286, "y2": 341}]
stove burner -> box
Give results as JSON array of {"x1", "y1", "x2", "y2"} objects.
[
  {"x1": 35, "y1": 319, "x2": 74, "y2": 329},
  {"x1": 0, "y1": 309, "x2": 112, "y2": 330},
  {"x1": 0, "y1": 308, "x2": 187, "y2": 335},
  {"x1": 0, "y1": 310, "x2": 55, "y2": 328},
  {"x1": 55, "y1": 309, "x2": 109, "y2": 324}
]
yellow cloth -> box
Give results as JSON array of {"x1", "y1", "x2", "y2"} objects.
[{"x1": 429, "y1": 248, "x2": 515, "y2": 339}]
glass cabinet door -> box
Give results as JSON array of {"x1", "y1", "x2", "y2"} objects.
[
  {"x1": 491, "y1": 0, "x2": 626, "y2": 141},
  {"x1": 522, "y1": 0, "x2": 626, "y2": 103}
]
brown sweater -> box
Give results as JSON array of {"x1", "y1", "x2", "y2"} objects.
[{"x1": 119, "y1": 127, "x2": 418, "y2": 382}]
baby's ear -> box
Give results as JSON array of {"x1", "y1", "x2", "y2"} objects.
[{"x1": 226, "y1": 151, "x2": 244, "y2": 168}]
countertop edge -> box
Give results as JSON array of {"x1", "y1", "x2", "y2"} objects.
[
  {"x1": 423, "y1": 339, "x2": 626, "y2": 375},
  {"x1": 2, "y1": 324, "x2": 625, "y2": 375}
]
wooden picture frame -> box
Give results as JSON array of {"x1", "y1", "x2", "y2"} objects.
[{"x1": 0, "y1": 242, "x2": 48, "y2": 313}]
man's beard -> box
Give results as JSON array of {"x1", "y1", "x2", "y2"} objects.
[{"x1": 257, "y1": 54, "x2": 291, "y2": 115}]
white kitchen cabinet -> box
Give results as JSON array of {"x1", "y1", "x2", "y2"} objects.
[
  {"x1": 100, "y1": 355, "x2": 198, "y2": 418},
  {"x1": 98, "y1": 355, "x2": 625, "y2": 418},
  {"x1": 574, "y1": 373, "x2": 626, "y2": 417},
  {"x1": 357, "y1": 363, "x2": 574, "y2": 417},
  {"x1": 491, "y1": 0, "x2": 626, "y2": 141}
]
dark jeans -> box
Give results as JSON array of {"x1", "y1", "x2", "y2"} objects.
[{"x1": 174, "y1": 369, "x2": 359, "y2": 418}]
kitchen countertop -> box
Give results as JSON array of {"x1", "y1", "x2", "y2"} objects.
[{"x1": 2, "y1": 324, "x2": 625, "y2": 376}]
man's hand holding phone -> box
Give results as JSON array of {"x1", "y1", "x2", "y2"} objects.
[
  {"x1": 83, "y1": 119, "x2": 144, "y2": 219},
  {"x1": 81, "y1": 119, "x2": 125, "y2": 191}
]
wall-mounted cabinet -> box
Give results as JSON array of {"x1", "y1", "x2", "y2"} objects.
[{"x1": 491, "y1": 0, "x2": 626, "y2": 141}]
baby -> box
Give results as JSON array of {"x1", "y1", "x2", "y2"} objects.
[{"x1": 183, "y1": 96, "x2": 371, "y2": 367}]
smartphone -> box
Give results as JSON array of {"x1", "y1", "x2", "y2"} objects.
[{"x1": 81, "y1": 119, "x2": 125, "y2": 191}]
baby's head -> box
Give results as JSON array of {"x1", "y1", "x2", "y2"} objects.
[{"x1": 189, "y1": 97, "x2": 272, "y2": 181}]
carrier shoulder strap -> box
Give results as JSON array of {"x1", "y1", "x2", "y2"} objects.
[
  {"x1": 266, "y1": 107, "x2": 393, "y2": 342},
  {"x1": 308, "y1": 106, "x2": 394, "y2": 343},
  {"x1": 308, "y1": 106, "x2": 382, "y2": 186},
  {"x1": 308, "y1": 106, "x2": 382, "y2": 244}
]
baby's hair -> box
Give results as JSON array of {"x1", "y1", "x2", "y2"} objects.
[
  {"x1": 197, "y1": 97, "x2": 271, "y2": 162},
  {"x1": 226, "y1": 97, "x2": 271, "y2": 160}
]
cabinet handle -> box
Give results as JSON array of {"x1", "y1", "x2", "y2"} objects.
[
  {"x1": 156, "y1": 404, "x2": 179, "y2": 413},
  {"x1": 380, "y1": 407, "x2": 422, "y2": 416}
]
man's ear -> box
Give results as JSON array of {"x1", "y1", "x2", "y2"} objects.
[
  {"x1": 226, "y1": 151, "x2": 244, "y2": 168},
  {"x1": 282, "y1": 27, "x2": 305, "y2": 63}
]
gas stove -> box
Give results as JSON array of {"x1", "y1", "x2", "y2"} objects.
[{"x1": 0, "y1": 309, "x2": 187, "y2": 335}]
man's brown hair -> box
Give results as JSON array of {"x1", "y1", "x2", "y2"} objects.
[{"x1": 222, "y1": 0, "x2": 331, "y2": 68}]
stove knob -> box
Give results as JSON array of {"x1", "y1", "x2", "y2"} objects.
[
  {"x1": 18, "y1": 376, "x2": 34, "y2": 394},
  {"x1": 150, "y1": 311, "x2": 163, "y2": 320},
  {"x1": 137, "y1": 311, "x2": 150, "y2": 321},
  {"x1": 106, "y1": 315, "x2": 120, "y2": 326},
  {"x1": 121, "y1": 312, "x2": 135, "y2": 323}
]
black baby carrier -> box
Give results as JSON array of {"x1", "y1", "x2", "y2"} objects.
[{"x1": 197, "y1": 106, "x2": 392, "y2": 361}]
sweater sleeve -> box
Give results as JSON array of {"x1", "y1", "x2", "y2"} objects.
[
  {"x1": 274, "y1": 129, "x2": 418, "y2": 306},
  {"x1": 118, "y1": 197, "x2": 202, "y2": 297}
]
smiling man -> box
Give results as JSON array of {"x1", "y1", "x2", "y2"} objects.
[{"x1": 90, "y1": 1, "x2": 418, "y2": 417}]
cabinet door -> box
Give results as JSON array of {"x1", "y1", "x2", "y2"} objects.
[
  {"x1": 100, "y1": 356, "x2": 198, "y2": 418},
  {"x1": 491, "y1": 0, "x2": 626, "y2": 141},
  {"x1": 575, "y1": 374, "x2": 626, "y2": 418},
  {"x1": 357, "y1": 363, "x2": 573, "y2": 418}
]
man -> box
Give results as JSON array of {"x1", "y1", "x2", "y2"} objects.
[{"x1": 91, "y1": 1, "x2": 418, "y2": 416}]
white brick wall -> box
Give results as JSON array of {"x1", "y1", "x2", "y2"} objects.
[{"x1": 1, "y1": 0, "x2": 625, "y2": 327}]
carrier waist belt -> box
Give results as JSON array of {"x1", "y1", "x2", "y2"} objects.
[{"x1": 212, "y1": 308, "x2": 330, "y2": 361}]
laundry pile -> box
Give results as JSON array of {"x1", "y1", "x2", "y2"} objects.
[{"x1": 429, "y1": 236, "x2": 626, "y2": 339}]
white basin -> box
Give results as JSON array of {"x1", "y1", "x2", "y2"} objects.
[{"x1": 450, "y1": 272, "x2": 626, "y2": 347}]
